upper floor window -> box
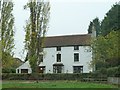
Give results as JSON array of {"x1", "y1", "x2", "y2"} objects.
[
  {"x1": 74, "y1": 46, "x2": 79, "y2": 50},
  {"x1": 57, "y1": 54, "x2": 61, "y2": 62},
  {"x1": 74, "y1": 53, "x2": 79, "y2": 62},
  {"x1": 56, "y1": 46, "x2": 61, "y2": 51}
]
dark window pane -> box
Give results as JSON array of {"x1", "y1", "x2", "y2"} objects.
[
  {"x1": 73, "y1": 66, "x2": 83, "y2": 73},
  {"x1": 53, "y1": 66, "x2": 63, "y2": 73},
  {"x1": 17, "y1": 69, "x2": 19, "y2": 73},
  {"x1": 40, "y1": 55, "x2": 43, "y2": 62},
  {"x1": 21, "y1": 69, "x2": 28, "y2": 73},
  {"x1": 74, "y1": 46, "x2": 79, "y2": 50},
  {"x1": 74, "y1": 53, "x2": 79, "y2": 62},
  {"x1": 57, "y1": 47, "x2": 61, "y2": 51},
  {"x1": 57, "y1": 54, "x2": 61, "y2": 62}
]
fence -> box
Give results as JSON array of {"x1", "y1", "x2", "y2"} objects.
[{"x1": 108, "y1": 77, "x2": 120, "y2": 85}]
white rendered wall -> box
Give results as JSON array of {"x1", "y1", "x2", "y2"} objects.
[
  {"x1": 79, "y1": 46, "x2": 92, "y2": 73},
  {"x1": 43, "y1": 47, "x2": 56, "y2": 73},
  {"x1": 43, "y1": 46, "x2": 92, "y2": 73},
  {"x1": 16, "y1": 46, "x2": 92, "y2": 74},
  {"x1": 16, "y1": 61, "x2": 32, "y2": 74}
]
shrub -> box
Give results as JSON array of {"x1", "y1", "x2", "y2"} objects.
[
  {"x1": 2, "y1": 73, "x2": 107, "y2": 81},
  {"x1": 107, "y1": 66, "x2": 120, "y2": 77},
  {"x1": 2, "y1": 68, "x2": 16, "y2": 73}
]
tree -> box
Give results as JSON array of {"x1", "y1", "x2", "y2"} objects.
[
  {"x1": 24, "y1": 0, "x2": 50, "y2": 73},
  {"x1": 0, "y1": 0, "x2": 15, "y2": 69},
  {"x1": 88, "y1": 17, "x2": 101, "y2": 36},
  {"x1": 101, "y1": 3, "x2": 120, "y2": 36},
  {"x1": 88, "y1": 21, "x2": 93, "y2": 34},
  {"x1": 91, "y1": 31, "x2": 120, "y2": 70}
]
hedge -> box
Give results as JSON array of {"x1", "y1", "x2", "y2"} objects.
[
  {"x1": 2, "y1": 73, "x2": 107, "y2": 81},
  {"x1": 107, "y1": 66, "x2": 120, "y2": 77},
  {"x1": 2, "y1": 68, "x2": 16, "y2": 73},
  {"x1": 95, "y1": 66, "x2": 120, "y2": 77}
]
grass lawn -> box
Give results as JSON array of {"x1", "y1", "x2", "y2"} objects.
[
  {"x1": 2, "y1": 80, "x2": 118, "y2": 88},
  {"x1": 0, "y1": 81, "x2": 2, "y2": 90}
]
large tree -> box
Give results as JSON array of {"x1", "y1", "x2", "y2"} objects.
[
  {"x1": 88, "y1": 17, "x2": 101, "y2": 36},
  {"x1": 101, "y1": 3, "x2": 120, "y2": 36},
  {"x1": 24, "y1": 0, "x2": 50, "y2": 73},
  {"x1": 88, "y1": 21, "x2": 93, "y2": 34},
  {"x1": 91, "y1": 31, "x2": 120, "y2": 70},
  {"x1": 0, "y1": 0, "x2": 15, "y2": 69}
]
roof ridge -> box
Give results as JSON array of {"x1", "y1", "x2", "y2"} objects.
[{"x1": 46, "y1": 34, "x2": 91, "y2": 38}]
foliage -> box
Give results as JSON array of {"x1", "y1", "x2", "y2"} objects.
[
  {"x1": 12, "y1": 58, "x2": 24, "y2": 68},
  {"x1": 2, "y1": 73, "x2": 107, "y2": 81},
  {"x1": 24, "y1": 0, "x2": 50, "y2": 73},
  {"x1": 94, "y1": 66, "x2": 120, "y2": 77},
  {"x1": 101, "y1": 3, "x2": 120, "y2": 36},
  {"x1": 88, "y1": 17, "x2": 101, "y2": 36},
  {"x1": 88, "y1": 3, "x2": 120, "y2": 36},
  {"x1": 2, "y1": 67, "x2": 16, "y2": 73},
  {"x1": 0, "y1": 1, "x2": 15, "y2": 69},
  {"x1": 3, "y1": 54, "x2": 23, "y2": 73},
  {"x1": 88, "y1": 21, "x2": 93, "y2": 34},
  {"x1": 2, "y1": 52, "x2": 14, "y2": 69},
  {"x1": 107, "y1": 66, "x2": 120, "y2": 77},
  {"x1": 91, "y1": 31, "x2": 120, "y2": 71},
  {"x1": 89, "y1": 2, "x2": 120, "y2": 76}
]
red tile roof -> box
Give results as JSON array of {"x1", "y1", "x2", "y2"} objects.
[{"x1": 44, "y1": 34, "x2": 91, "y2": 47}]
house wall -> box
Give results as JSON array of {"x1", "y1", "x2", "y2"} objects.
[
  {"x1": 16, "y1": 61, "x2": 32, "y2": 74},
  {"x1": 43, "y1": 47, "x2": 56, "y2": 73},
  {"x1": 43, "y1": 46, "x2": 92, "y2": 73},
  {"x1": 16, "y1": 46, "x2": 92, "y2": 74}
]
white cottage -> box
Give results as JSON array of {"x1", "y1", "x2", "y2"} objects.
[{"x1": 16, "y1": 34, "x2": 93, "y2": 74}]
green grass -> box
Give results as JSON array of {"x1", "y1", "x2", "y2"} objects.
[
  {"x1": 2, "y1": 80, "x2": 118, "y2": 88},
  {"x1": 0, "y1": 82, "x2": 2, "y2": 89}
]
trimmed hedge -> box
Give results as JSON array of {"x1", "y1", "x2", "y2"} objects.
[
  {"x1": 2, "y1": 68, "x2": 16, "y2": 73},
  {"x1": 2, "y1": 73, "x2": 107, "y2": 81},
  {"x1": 95, "y1": 66, "x2": 120, "y2": 77},
  {"x1": 107, "y1": 66, "x2": 120, "y2": 77}
]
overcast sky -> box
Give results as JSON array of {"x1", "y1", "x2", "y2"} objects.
[{"x1": 12, "y1": 0, "x2": 119, "y2": 60}]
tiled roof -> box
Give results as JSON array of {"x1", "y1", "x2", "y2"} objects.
[{"x1": 44, "y1": 34, "x2": 91, "y2": 47}]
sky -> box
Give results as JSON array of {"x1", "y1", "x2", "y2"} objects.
[{"x1": 12, "y1": 0, "x2": 119, "y2": 61}]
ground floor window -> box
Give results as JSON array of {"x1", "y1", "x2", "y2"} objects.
[
  {"x1": 53, "y1": 63, "x2": 64, "y2": 73},
  {"x1": 38, "y1": 66, "x2": 45, "y2": 73},
  {"x1": 73, "y1": 66, "x2": 83, "y2": 73},
  {"x1": 21, "y1": 69, "x2": 28, "y2": 73}
]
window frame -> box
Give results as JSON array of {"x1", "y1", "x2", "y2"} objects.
[
  {"x1": 40, "y1": 55, "x2": 43, "y2": 62},
  {"x1": 73, "y1": 66, "x2": 83, "y2": 73},
  {"x1": 74, "y1": 45, "x2": 79, "y2": 50},
  {"x1": 21, "y1": 69, "x2": 28, "y2": 73},
  {"x1": 53, "y1": 65, "x2": 64, "y2": 73},
  {"x1": 56, "y1": 46, "x2": 61, "y2": 51},
  {"x1": 56, "y1": 54, "x2": 61, "y2": 62},
  {"x1": 74, "y1": 53, "x2": 79, "y2": 62}
]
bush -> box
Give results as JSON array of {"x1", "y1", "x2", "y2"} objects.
[
  {"x1": 92, "y1": 66, "x2": 120, "y2": 77},
  {"x1": 107, "y1": 66, "x2": 120, "y2": 77},
  {"x1": 2, "y1": 73, "x2": 107, "y2": 81},
  {"x1": 2, "y1": 68, "x2": 16, "y2": 73}
]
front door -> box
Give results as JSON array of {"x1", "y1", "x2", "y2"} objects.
[{"x1": 38, "y1": 66, "x2": 45, "y2": 73}]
